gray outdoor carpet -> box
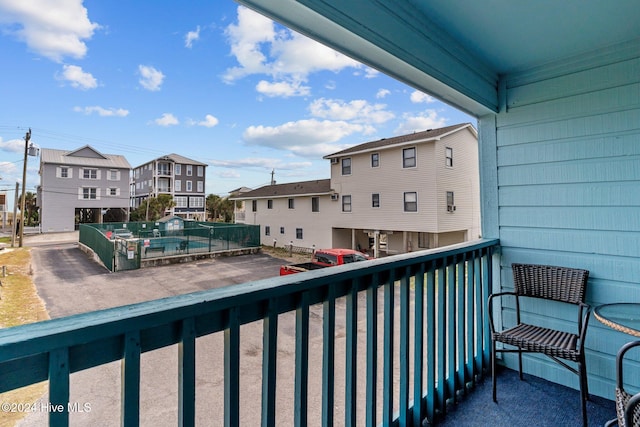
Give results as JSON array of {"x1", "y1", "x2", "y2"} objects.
[{"x1": 433, "y1": 367, "x2": 616, "y2": 426}]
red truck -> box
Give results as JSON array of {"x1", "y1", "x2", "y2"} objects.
[{"x1": 279, "y1": 248, "x2": 370, "y2": 275}]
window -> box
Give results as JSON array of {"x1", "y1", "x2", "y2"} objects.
[
  {"x1": 296, "y1": 228, "x2": 303, "y2": 239},
  {"x1": 186, "y1": 165, "x2": 193, "y2": 176},
  {"x1": 371, "y1": 153, "x2": 379, "y2": 167},
  {"x1": 108, "y1": 188, "x2": 118, "y2": 196},
  {"x1": 197, "y1": 166, "x2": 203, "y2": 177},
  {"x1": 267, "y1": 199, "x2": 273, "y2": 209},
  {"x1": 175, "y1": 196, "x2": 187, "y2": 208},
  {"x1": 418, "y1": 232, "x2": 429, "y2": 248},
  {"x1": 82, "y1": 168, "x2": 98, "y2": 179},
  {"x1": 445, "y1": 147, "x2": 453, "y2": 167},
  {"x1": 341, "y1": 158, "x2": 352, "y2": 175},
  {"x1": 108, "y1": 170, "x2": 120, "y2": 181},
  {"x1": 265, "y1": 226, "x2": 270, "y2": 236},
  {"x1": 157, "y1": 163, "x2": 170, "y2": 175},
  {"x1": 82, "y1": 188, "x2": 97, "y2": 200},
  {"x1": 372, "y1": 193, "x2": 380, "y2": 208},
  {"x1": 189, "y1": 197, "x2": 204, "y2": 208},
  {"x1": 197, "y1": 181, "x2": 203, "y2": 192},
  {"x1": 186, "y1": 181, "x2": 192, "y2": 192},
  {"x1": 404, "y1": 192, "x2": 417, "y2": 212},
  {"x1": 446, "y1": 191, "x2": 455, "y2": 212},
  {"x1": 403, "y1": 147, "x2": 416, "y2": 168},
  {"x1": 342, "y1": 195, "x2": 352, "y2": 212},
  {"x1": 288, "y1": 198, "x2": 295, "y2": 209},
  {"x1": 57, "y1": 166, "x2": 71, "y2": 178},
  {"x1": 175, "y1": 164, "x2": 182, "y2": 175},
  {"x1": 280, "y1": 227, "x2": 285, "y2": 234},
  {"x1": 175, "y1": 180, "x2": 181, "y2": 192},
  {"x1": 311, "y1": 197, "x2": 319, "y2": 212},
  {"x1": 252, "y1": 200, "x2": 257, "y2": 212}
]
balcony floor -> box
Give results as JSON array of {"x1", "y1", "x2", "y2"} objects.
[{"x1": 435, "y1": 367, "x2": 616, "y2": 426}]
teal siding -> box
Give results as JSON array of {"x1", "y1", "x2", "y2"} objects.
[{"x1": 486, "y1": 39, "x2": 640, "y2": 398}]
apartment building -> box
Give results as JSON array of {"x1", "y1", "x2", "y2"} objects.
[
  {"x1": 233, "y1": 123, "x2": 480, "y2": 256},
  {"x1": 132, "y1": 154, "x2": 207, "y2": 220},
  {"x1": 37, "y1": 145, "x2": 131, "y2": 232}
]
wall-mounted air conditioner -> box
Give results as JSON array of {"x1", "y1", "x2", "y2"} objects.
[
  {"x1": 447, "y1": 205, "x2": 456, "y2": 212},
  {"x1": 330, "y1": 158, "x2": 339, "y2": 164},
  {"x1": 331, "y1": 193, "x2": 339, "y2": 201}
]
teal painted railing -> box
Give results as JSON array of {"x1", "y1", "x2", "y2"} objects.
[{"x1": 0, "y1": 238, "x2": 499, "y2": 426}]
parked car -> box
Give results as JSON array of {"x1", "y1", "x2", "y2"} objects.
[{"x1": 279, "y1": 248, "x2": 370, "y2": 275}]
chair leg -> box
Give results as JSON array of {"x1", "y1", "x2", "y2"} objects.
[
  {"x1": 492, "y1": 341, "x2": 498, "y2": 402},
  {"x1": 579, "y1": 361, "x2": 589, "y2": 427},
  {"x1": 518, "y1": 350, "x2": 523, "y2": 380}
]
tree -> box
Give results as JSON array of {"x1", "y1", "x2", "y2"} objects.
[
  {"x1": 206, "y1": 194, "x2": 234, "y2": 222},
  {"x1": 24, "y1": 191, "x2": 38, "y2": 226},
  {"x1": 130, "y1": 195, "x2": 176, "y2": 221}
]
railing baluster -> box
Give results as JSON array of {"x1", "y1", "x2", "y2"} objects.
[
  {"x1": 322, "y1": 286, "x2": 336, "y2": 427},
  {"x1": 482, "y1": 248, "x2": 493, "y2": 366},
  {"x1": 399, "y1": 267, "x2": 410, "y2": 425},
  {"x1": 436, "y1": 264, "x2": 446, "y2": 415},
  {"x1": 447, "y1": 259, "x2": 456, "y2": 404},
  {"x1": 413, "y1": 263, "x2": 426, "y2": 426},
  {"x1": 345, "y1": 279, "x2": 358, "y2": 427},
  {"x1": 294, "y1": 292, "x2": 310, "y2": 427},
  {"x1": 474, "y1": 251, "x2": 483, "y2": 378},
  {"x1": 456, "y1": 257, "x2": 466, "y2": 394},
  {"x1": 426, "y1": 263, "x2": 436, "y2": 422},
  {"x1": 179, "y1": 317, "x2": 196, "y2": 427},
  {"x1": 262, "y1": 299, "x2": 278, "y2": 427},
  {"x1": 383, "y1": 269, "x2": 395, "y2": 426},
  {"x1": 365, "y1": 274, "x2": 379, "y2": 427},
  {"x1": 225, "y1": 308, "x2": 240, "y2": 427},
  {"x1": 465, "y1": 252, "x2": 475, "y2": 384},
  {"x1": 121, "y1": 331, "x2": 141, "y2": 427},
  {"x1": 49, "y1": 347, "x2": 70, "y2": 427}
]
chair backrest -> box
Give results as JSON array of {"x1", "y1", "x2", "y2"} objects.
[{"x1": 512, "y1": 263, "x2": 589, "y2": 304}]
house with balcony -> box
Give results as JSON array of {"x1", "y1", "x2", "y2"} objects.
[
  {"x1": 233, "y1": 124, "x2": 479, "y2": 256},
  {"x1": 2, "y1": 2, "x2": 639, "y2": 427},
  {"x1": 37, "y1": 145, "x2": 131, "y2": 232},
  {"x1": 132, "y1": 154, "x2": 207, "y2": 220}
]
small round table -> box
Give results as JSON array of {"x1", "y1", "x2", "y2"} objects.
[{"x1": 594, "y1": 303, "x2": 640, "y2": 337}]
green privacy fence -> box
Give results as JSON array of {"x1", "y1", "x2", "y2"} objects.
[{"x1": 80, "y1": 221, "x2": 260, "y2": 271}]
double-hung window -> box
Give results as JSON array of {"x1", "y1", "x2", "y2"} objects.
[
  {"x1": 403, "y1": 147, "x2": 416, "y2": 168},
  {"x1": 341, "y1": 158, "x2": 352, "y2": 175},
  {"x1": 404, "y1": 192, "x2": 417, "y2": 212},
  {"x1": 342, "y1": 195, "x2": 352, "y2": 212}
]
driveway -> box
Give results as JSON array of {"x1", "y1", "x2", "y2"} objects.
[{"x1": 19, "y1": 240, "x2": 371, "y2": 426}]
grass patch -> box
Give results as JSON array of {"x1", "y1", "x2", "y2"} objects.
[{"x1": 0, "y1": 247, "x2": 49, "y2": 426}]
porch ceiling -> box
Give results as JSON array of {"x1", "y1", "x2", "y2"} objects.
[{"x1": 236, "y1": 0, "x2": 640, "y2": 117}]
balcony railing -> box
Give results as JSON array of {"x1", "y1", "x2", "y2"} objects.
[{"x1": 0, "y1": 238, "x2": 499, "y2": 426}]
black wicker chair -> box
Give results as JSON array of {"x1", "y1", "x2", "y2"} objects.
[
  {"x1": 488, "y1": 263, "x2": 590, "y2": 426},
  {"x1": 604, "y1": 341, "x2": 640, "y2": 427}
]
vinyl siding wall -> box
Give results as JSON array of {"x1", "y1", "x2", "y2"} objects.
[{"x1": 482, "y1": 39, "x2": 640, "y2": 398}]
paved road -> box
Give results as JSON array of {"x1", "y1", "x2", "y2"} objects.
[{"x1": 18, "y1": 241, "x2": 373, "y2": 426}]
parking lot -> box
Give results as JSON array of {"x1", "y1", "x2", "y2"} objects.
[{"x1": 18, "y1": 236, "x2": 369, "y2": 426}]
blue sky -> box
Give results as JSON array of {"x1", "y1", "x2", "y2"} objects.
[{"x1": 0, "y1": 0, "x2": 474, "y2": 209}]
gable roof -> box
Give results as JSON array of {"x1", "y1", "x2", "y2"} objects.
[
  {"x1": 231, "y1": 179, "x2": 332, "y2": 200},
  {"x1": 40, "y1": 146, "x2": 131, "y2": 169},
  {"x1": 324, "y1": 123, "x2": 476, "y2": 159},
  {"x1": 137, "y1": 153, "x2": 208, "y2": 168}
]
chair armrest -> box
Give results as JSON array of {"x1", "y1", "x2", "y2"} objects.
[
  {"x1": 624, "y1": 391, "x2": 640, "y2": 427},
  {"x1": 616, "y1": 341, "x2": 640, "y2": 388},
  {"x1": 577, "y1": 302, "x2": 591, "y2": 349},
  {"x1": 487, "y1": 292, "x2": 518, "y2": 334}
]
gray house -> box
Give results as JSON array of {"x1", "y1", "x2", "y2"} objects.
[
  {"x1": 37, "y1": 145, "x2": 131, "y2": 232},
  {"x1": 132, "y1": 154, "x2": 207, "y2": 220}
]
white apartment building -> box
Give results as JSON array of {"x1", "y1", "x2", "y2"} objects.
[{"x1": 232, "y1": 123, "x2": 480, "y2": 256}]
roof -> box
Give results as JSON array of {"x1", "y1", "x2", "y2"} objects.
[
  {"x1": 324, "y1": 123, "x2": 475, "y2": 158},
  {"x1": 40, "y1": 145, "x2": 131, "y2": 169},
  {"x1": 136, "y1": 153, "x2": 207, "y2": 168},
  {"x1": 231, "y1": 179, "x2": 332, "y2": 200}
]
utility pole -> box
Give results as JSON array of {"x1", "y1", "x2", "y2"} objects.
[
  {"x1": 18, "y1": 128, "x2": 31, "y2": 247},
  {"x1": 11, "y1": 182, "x2": 18, "y2": 248}
]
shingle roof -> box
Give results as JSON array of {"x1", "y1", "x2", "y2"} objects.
[
  {"x1": 324, "y1": 123, "x2": 475, "y2": 158},
  {"x1": 136, "y1": 153, "x2": 208, "y2": 168},
  {"x1": 40, "y1": 145, "x2": 131, "y2": 169},
  {"x1": 230, "y1": 179, "x2": 332, "y2": 199}
]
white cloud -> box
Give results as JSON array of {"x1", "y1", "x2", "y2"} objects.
[
  {"x1": 243, "y1": 119, "x2": 365, "y2": 157},
  {"x1": 0, "y1": 0, "x2": 99, "y2": 62},
  {"x1": 217, "y1": 170, "x2": 241, "y2": 179},
  {"x1": 256, "y1": 80, "x2": 310, "y2": 98},
  {"x1": 154, "y1": 113, "x2": 179, "y2": 126},
  {"x1": 138, "y1": 65, "x2": 165, "y2": 91},
  {"x1": 0, "y1": 161, "x2": 17, "y2": 176},
  {"x1": 376, "y1": 89, "x2": 390, "y2": 99},
  {"x1": 185, "y1": 25, "x2": 200, "y2": 48},
  {"x1": 73, "y1": 106, "x2": 129, "y2": 117},
  {"x1": 410, "y1": 90, "x2": 436, "y2": 104},
  {"x1": 211, "y1": 157, "x2": 312, "y2": 171},
  {"x1": 57, "y1": 64, "x2": 97, "y2": 90},
  {"x1": 309, "y1": 98, "x2": 394, "y2": 125},
  {"x1": 395, "y1": 110, "x2": 447, "y2": 135},
  {"x1": 223, "y1": 6, "x2": 361, "y2": 98},
  {"x1": 198, "y1": 114, "x2": 219, "y2": 128},
  {"x1": 0, "y1": 137, "x2": 24, "y2": 153}
]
